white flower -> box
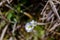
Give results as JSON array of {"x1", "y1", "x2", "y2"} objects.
[
  {"x1": 25, "y1": 20, "x2": 37, "y2": 32},
  {"x1": 30, "y1": 20, "x2": 37, "y2": 27}
]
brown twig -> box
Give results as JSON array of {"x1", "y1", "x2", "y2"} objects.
[
  {"x1": 0, "y1": 0, "x2": 7, "y2": 6},
  {"x1": 41, "y1": 0, "x2": 49, "y2": 15},
  {"x1": 49, "y1": 0, "x2": 60, "y2": 20},
  {"x1": 12, "y1": 22, "x2": 17, "y2": 40},
  {"x1": 12, "y1": 22, "x2": 17, "y2": 36},
  {"x1": 49, "y1": 23, "x2": 60, "y2": 31},
  {"x1": 46, "y1": 14, "x2": 54, "y2": 21},
  {"x1": 37, "y1": 23, "x2": 47, "y2": 25},
  {"x1": 48, "y1": 16, "x2": 54, "y2": 29},
  {"x1": 5, "y1": 4, "x2": 18, "y2": 13},
  {"x1": 7, "y1": 0, "x2": 13, "y2": 4},
  {"x1": 24, "y1": 12, "x2": 33, "y2": 20},
  {"x1": 0, "y1": 24, "x2": 9, "y2": 40},
  {"x1": 45, "y1": 28, "x2": 60, "y2": 35},
  {"x1": 53, "y1": 0, "x2": 60, "y2": 4},
  {"x1": 0, "y1": 0, "x2": 13, "y2": 6}
]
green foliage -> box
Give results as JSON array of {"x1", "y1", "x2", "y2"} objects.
[
  {"x1": 48, "y1": 37, "x2": 55, "y2": 40},
  {"x1": 17, "y1": 5, "x2": 21, "y2": 12},
  {"x1": 0, "y1": 21, "x2": 6, "y2": 30},
  {"x1": 14, "y1": 4, "x2": 21, "y2": 13},
  {"x1": 34, "y1": 25, "x2": 45, "y2": 37},
  {"x1": 3, "y1": 34, "x2": 9, "y2": 40},
  {"x1": 6, "y1": 10, "x2": 14, "y2": 20},
  {"x1": 6, "y1": 10, "x2": 18, "y2": 22}
]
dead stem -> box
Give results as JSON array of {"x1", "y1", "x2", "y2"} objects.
[
  {"x1": 49, "y1": 0, "x2": 60, "y2": 20},
  {"x1": 5, "y1": 4, "x2": 18, "y2": 13},
  {"x1": 46, "y1": 14, "x2": 54, "y2": 21},
  {"x1": 53, "y1": 0, "x2": 60, "y2": 4},
  {"x1": 7, "y1": 0, "x2": 13, "y2": 4},
  {"x1": 24, "y1": 12, "x2": 33, "y2": 20},
  {"x1": 49, "y1": 23, "x2": 60, "y2": 31},
  {"x1": 37, "y1": 23, "x2": 47, "y2": 25},
  {"x1": 12, "y1": 22, "x2": 17, "y2": 40},
  {"x1": 0, "y1": 11, "x2": 15, "y2": 23},
  {"x1": 0, "y1": 0, "x2": 6, "y2": 6},
  {"x1": 0, "y1": 24, "x2": 9, "y2": 40},
  {"x1": 48, "y1": 17, "x2": 54, "y2": 29},
  {"x1": 12, "y1": 22, "x2": 17, "y2": 36},
  {"x1": 41, "y1": 0, "x2": 49, "y2": 15},
  {"x1": 45, "y1": 28, "x2": 60, "y2": 35}
]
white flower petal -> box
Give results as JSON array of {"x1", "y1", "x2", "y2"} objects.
[{"x1": 25, "y1": 20, "x2": 37, "y2": 32}]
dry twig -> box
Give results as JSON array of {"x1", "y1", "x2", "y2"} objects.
[
  {"x1": 41, "y1": 0, "x2": 49, "y2": 15},
  {"x1": 49, "y1": 23, "x2": 60, "y2": 31},
  {"x1": 0, "y1": 24, "x2": 9, "y2": 40},
  {"x1": 49, "y1": 0, "x2": 60, "y2": 20}
]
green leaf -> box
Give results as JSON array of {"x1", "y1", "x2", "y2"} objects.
[
  {"x1": 34, "y1": 25, "x2": 45, "y2": 37},
  {"x1": 7, "y1": 13, "x2": 12, "y2": 20},
  {"x1": 14, "y1": 4, "x2": 21, "y2": 13},
  {"x1": 6, "y1": 10, "x2": 14, "y2": 20},
  {"x1": 17, "y1": 5, "x2": 21, "y2": 12},
  {"x1": 13, "y1": 18, "x2": 17, "y2": 22}
]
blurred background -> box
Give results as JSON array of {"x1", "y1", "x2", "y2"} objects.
[{"x1": 0, "y1": 0, "x2": 60, "y2": 40}]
